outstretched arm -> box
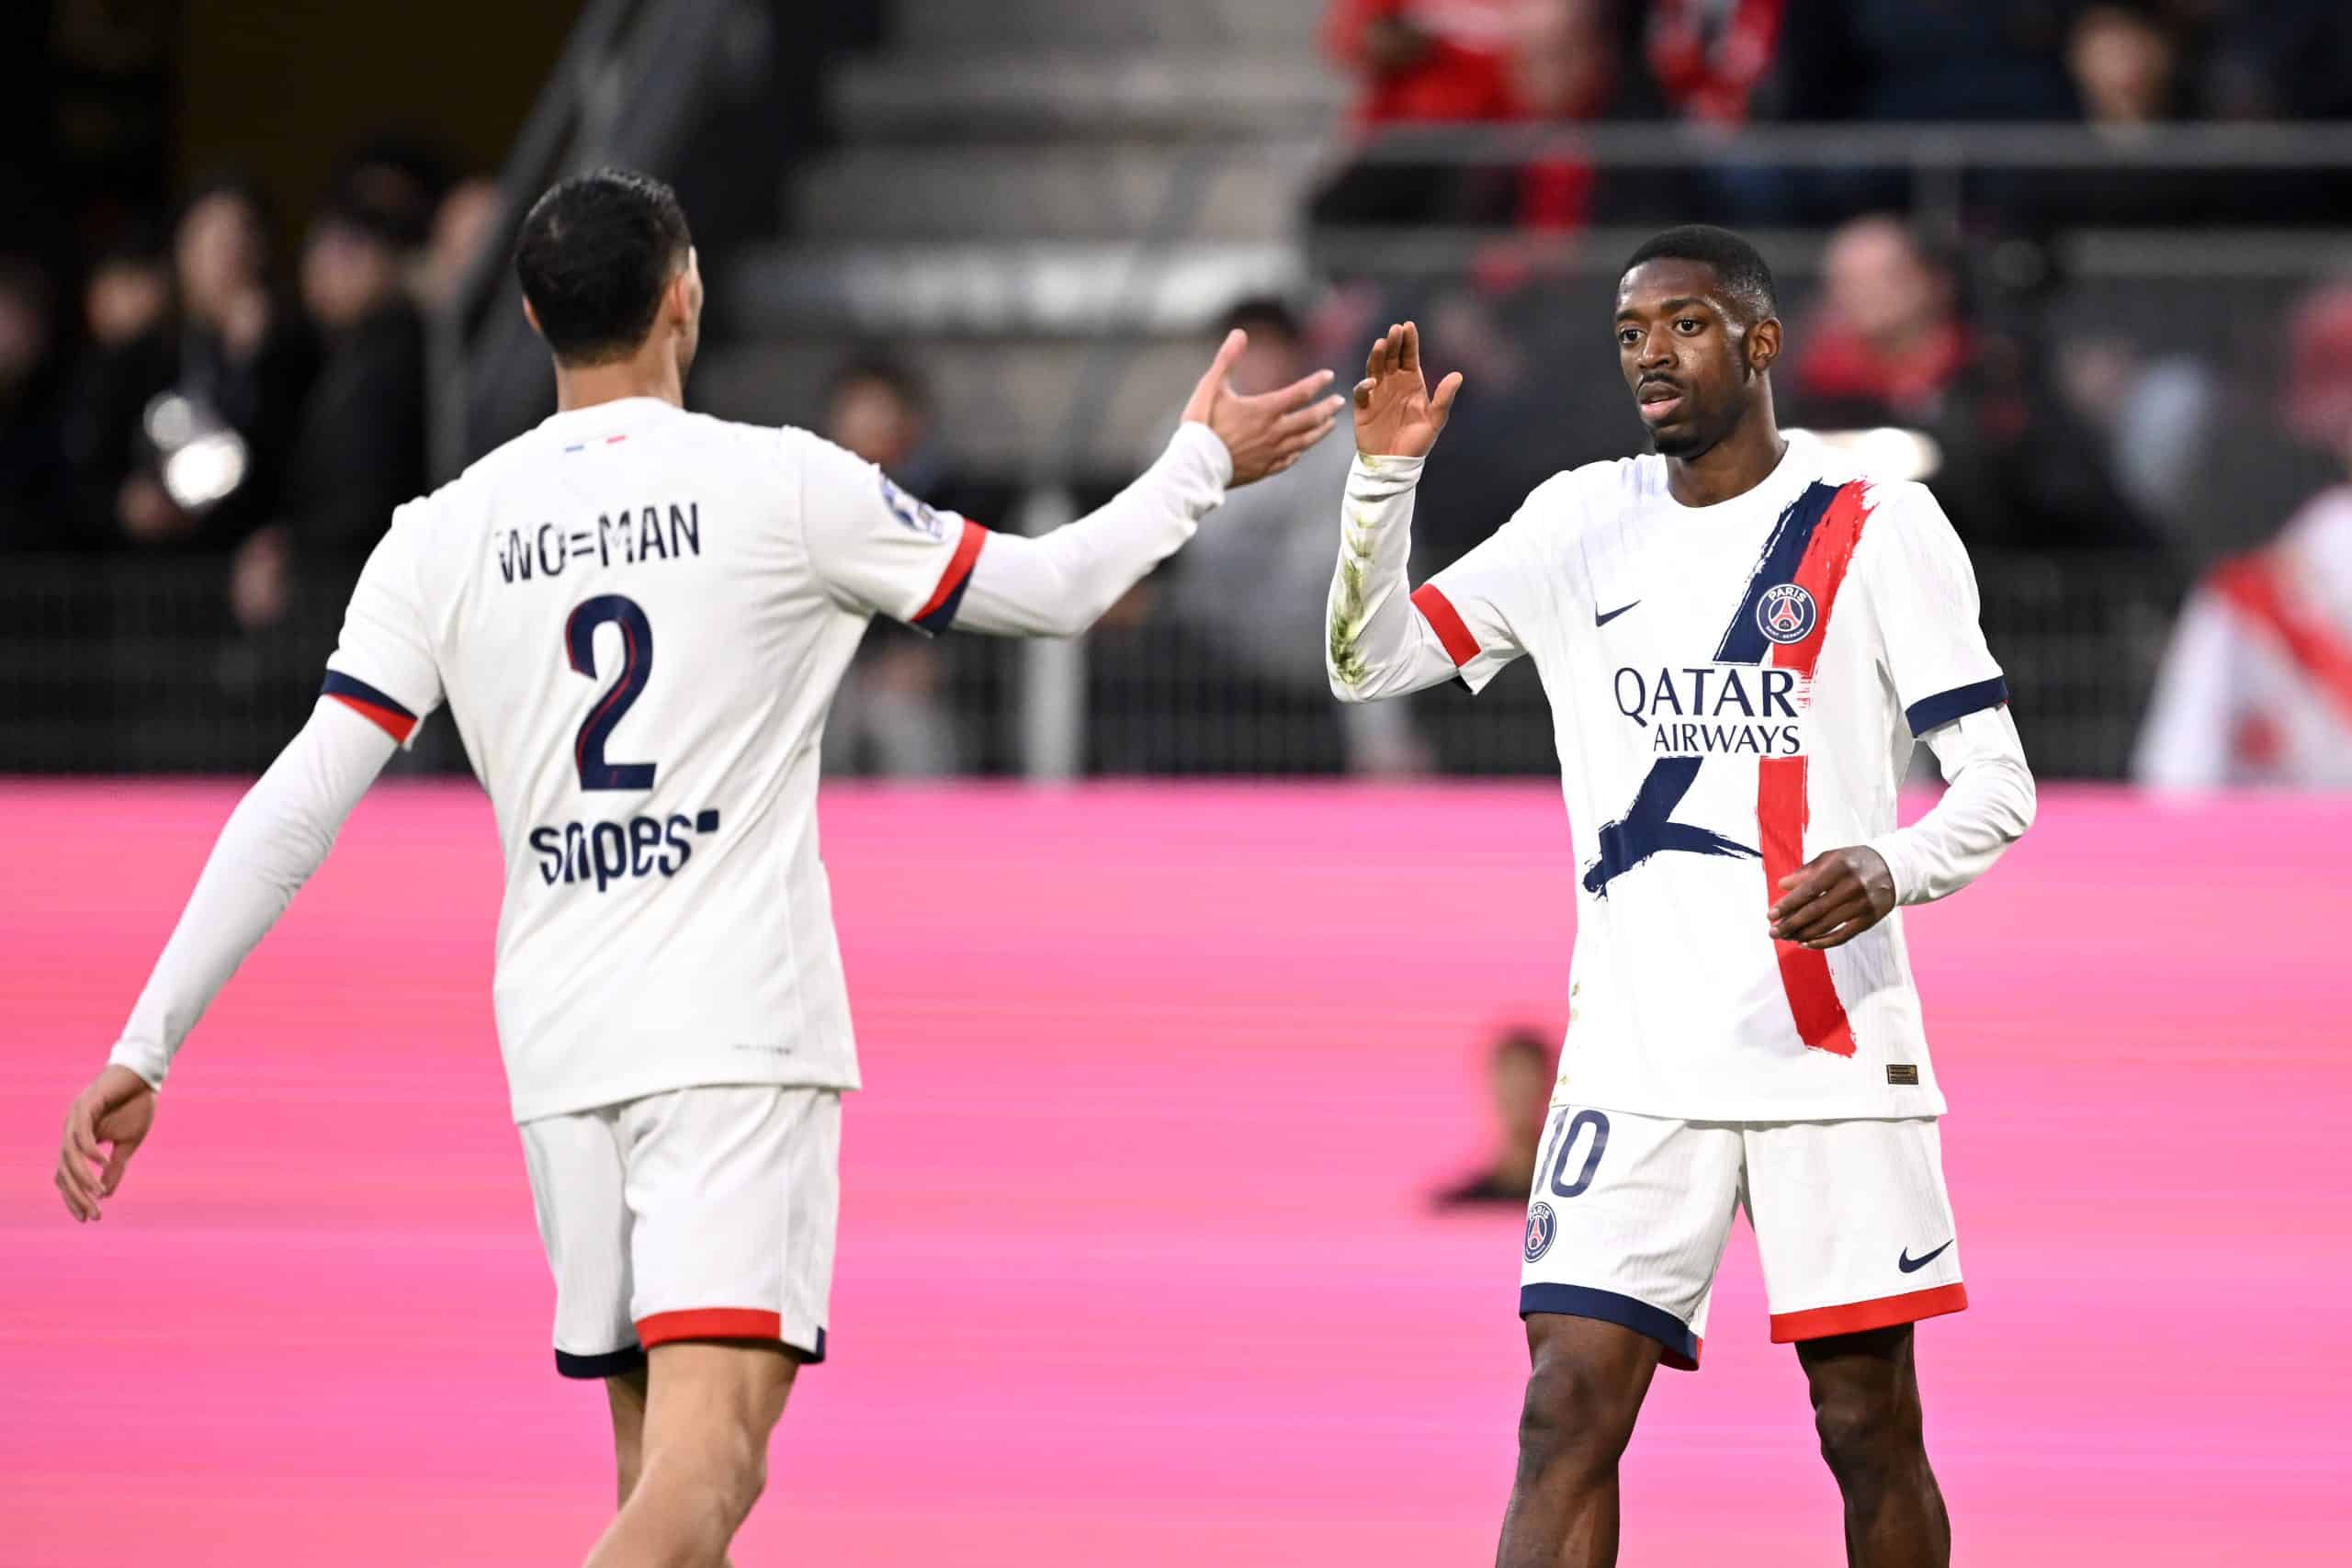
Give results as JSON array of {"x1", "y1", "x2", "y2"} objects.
[
  {"x1": 955, "y1": 329, "x2": 1341, "y2": 638},
  {"x1": 1327, "y1": 320, "x2": 1487, "y2": 702},
  {"x1": 804, "y1": 330, "x2": 1340, "y2": 641},
  {"x1": 56, "y1": 700, "x2": 396, "y2": 1220}
]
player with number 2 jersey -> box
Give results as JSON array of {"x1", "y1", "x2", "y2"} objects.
[
  {"x1": 1327, "y1": 228, "x2": 2034, "y2": 1568},
  {"x1": 54, "y1": 168, "x2": 1342, "y2": 1567}
]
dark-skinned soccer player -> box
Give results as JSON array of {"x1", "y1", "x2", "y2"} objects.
[{"x1": 1327, "y1": 226, "x2": 2035, "y2": 1568}]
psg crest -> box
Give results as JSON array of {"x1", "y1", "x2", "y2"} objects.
[
  {"x1": 1757, "y1": 582, "x2": 1818, "y2": 645},
  {"x1": 1523, "y1": 1201, "x2": 1556, "y2": 1263}
]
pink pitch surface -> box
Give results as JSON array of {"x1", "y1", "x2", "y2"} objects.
[{"x1": 5, "y1": 781, "x2": 2347, "y2": 1566}]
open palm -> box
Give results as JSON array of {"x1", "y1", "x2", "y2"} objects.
[{"x1": 1352, "y1": 321, "x2": 1463, "y2": 458}]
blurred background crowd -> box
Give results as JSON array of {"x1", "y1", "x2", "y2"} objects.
[{"x1": 5, "y1": 0, "x2": 2351, "y2": 789}]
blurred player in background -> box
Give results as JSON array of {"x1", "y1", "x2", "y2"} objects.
[
  {"x1": 53, "y1": 166, "x2": 1340, "y2": 1568},
  {"x1": 2133, "y1": 287, "x2": 2352, "y2": 789},
  {"x1": 1327, "y1": 228, "x2": 2035, "y2": 1567}
]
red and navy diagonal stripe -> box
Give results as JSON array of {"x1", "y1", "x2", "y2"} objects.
[
  {"x1": 322, "y1": 671, "x2": 418, "y2": 743},
  {"x1": 910, "y1": 519, "x2": 988, "y2": 634}
]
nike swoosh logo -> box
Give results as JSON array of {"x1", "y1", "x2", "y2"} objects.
[
  {"x1": 1898, "y1": 1240, "x2": 1954, "y2": 1274},
  {"x1": 1595, "y1": 601, "x2": 1640, "y2": 627}
]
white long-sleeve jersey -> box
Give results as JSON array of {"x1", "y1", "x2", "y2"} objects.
[
  {"x1": 1328, "y1": 434, "x2": 2035, "y2": 1121},
  {"x1": 109, "y1": 400, "x2": 1235, "y2": 1121}
]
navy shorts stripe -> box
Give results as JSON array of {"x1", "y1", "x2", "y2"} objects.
[
  {"x1": 554, "y1": 1345, "x2": 647, "y2": 1381},
  {"x1": 1521, "y1": 1283, "x2": 1701, "y2": 1370},
  {"x1": 1905, "y1": 675, "x2": 2008, "y2": 736},
  {"x1": 320, "y1": 670, "x2": 418, "y2": 721}
]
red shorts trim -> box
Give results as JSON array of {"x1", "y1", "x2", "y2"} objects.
[
  {"x1": 1769, "y1": 1282, "x2": 1968, "y2": 1343},
  {"x1": 635, "y1": 1308, "x2": 784, "y2": 1348}
]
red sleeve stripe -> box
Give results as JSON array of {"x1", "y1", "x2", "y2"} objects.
[
  {"x1": 320, "y1": 671, "x2": 418, "y2": 743},
  {"x1": 1410, "y1": 583, "x2": 1481, "y2": 668},
  {"x1": 911, "y1": 518, "x2": 988, "y2": 632}
]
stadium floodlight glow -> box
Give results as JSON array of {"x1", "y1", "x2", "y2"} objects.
[
  {"x1": 1785, "y1": 427, "x2": 1943, "y2": 483},
  {"x1": 142, "y1": 391, "x2": 198, "y2": 452},
  {"x1": 162, "y1": 432, "x2": 251, "y2": 513},
  {"x1": 143, "y1": 391, "x2": 253, "y2": 513}
]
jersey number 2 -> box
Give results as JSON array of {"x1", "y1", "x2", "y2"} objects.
[{"x1": 565, "y1": 594, "x2": 656, "y2": 790}]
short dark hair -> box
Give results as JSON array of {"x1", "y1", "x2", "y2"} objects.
[
  {"x1": 514, "y1": 168, "x2": 692, "y2": 365},
  {"x1": 1621, "y1": 224, "x2": 1777, "y2": 323}
]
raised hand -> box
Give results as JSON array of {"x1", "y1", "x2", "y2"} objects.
[
  {"x1": 1768, "y1": 846, "x2": 1897, "y2": 950},
  {"x1": 56, "y1": 1065, "x2": 156, "y2": 1223},
  {"x1": 1182, "y1": 329, "x2": 1344, "y2": 487},
  {"x1": 1352, "y1": 320, "x2": 1462, "y2": 459}
]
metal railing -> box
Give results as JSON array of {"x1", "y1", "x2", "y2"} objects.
[
  {"x1": 0, "y1": 547, "x2": 2179, "y2": 780},
  {"x1": 429, "y1": 0, "x2": 746, "y2": 481}
]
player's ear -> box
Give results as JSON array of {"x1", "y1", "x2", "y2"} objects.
[
  {"x1": 668, "y1": 250, "x2": 701, "y2": 326},
  {"x1": 520, "y1": 294, "x2": 543, "y2": 340},
  {"x1": 1747, "y1": 316, "x2": 1781, "y2": 378}
]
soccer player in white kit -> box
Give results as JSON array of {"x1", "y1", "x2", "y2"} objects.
[
  {"x1": 1327, "y1": 228, "x2": 2036, "y2": 1568},
  {"x1": 51, "y1": 168, "x2": 1341, "y2": 1566}
]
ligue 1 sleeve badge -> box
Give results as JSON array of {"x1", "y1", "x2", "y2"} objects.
[
  {"x1": 1758, "y1": 582, "x2": 1818, "y2": 645},
  {"x1": 1523, "y1": 1201, "x2": 1557, "y2": 1263}
]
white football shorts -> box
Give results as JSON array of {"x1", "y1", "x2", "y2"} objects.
[
  {"x1": 1518, "y1": 1108, "x2": 1964, "y2": 1370},
  {"x1": 518, "y1": 1084, "x2": 840, "y2": 1378}
]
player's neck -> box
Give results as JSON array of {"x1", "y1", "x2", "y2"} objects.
[
  {"x1": 1664, "y1": 412, "x2": 1786, "y2": 510},
  {"x1": 552, "y1": 346, "x2": 685, "y2": 413}
]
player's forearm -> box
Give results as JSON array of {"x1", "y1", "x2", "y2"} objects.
[
  {"x1": 1865, "y1": 706, "x2": 2037, "y2": 907},
  {"x1": 951, "y1": 423, "x2": 1232, "y2": 637},
  {"x1": 1327, "y1": 453, "x2": 1456, "y2": 701},
  {"x1": 108, "y1": 702, "x2": 394, "y2": 1088}
]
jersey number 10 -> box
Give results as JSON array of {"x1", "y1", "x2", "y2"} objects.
[{"x1": 564, "y1": 594, "x2": 658, "y2": 791}]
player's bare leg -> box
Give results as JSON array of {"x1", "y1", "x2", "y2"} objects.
[
  {"x1": 606, "y1": 1365, "x2": 651, "y2": 1507},
  {"x1": 1796, "y1": 1325, "x2": 1950, "y2": 1568},
  {"x1": 582, "y1": 1342, "x2": 796, "y2": 1568},
  {"x1": 1494, "y1": 1314, "x2": 1663, "y2": 1568},
  {"x1": 603, "y1": 1365, "x2": 745, "y2": 1568}
]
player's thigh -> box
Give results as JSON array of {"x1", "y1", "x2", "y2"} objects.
[
  {"x1": 619, "y1": 1084, "x2": 840, "y2": 1360},
  {"x1": 639, "y1": 1340, "x2": 797, "y2": 1470},
  {"x1": 517, "y1": 1105, "x2": 642, "y2": 1379},
  {"x1": 1743, "y1": 1117, "x2": 1967, "y2": 1346},
  {"x1": 1520, "y1": 1107, "x2": 1742, "y2": 1371}
]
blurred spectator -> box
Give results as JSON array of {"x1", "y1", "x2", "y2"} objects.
[
  {"x1": 1748, "y1": 0, "x2": 2076, "y2": 222},
  {"x1": 820, "y1": 354, "x2": 1010, "y2": 778},
  {"x1": 1433, "y1": 1028, "x2": 1556, "y2": 1207},
  {"x1": 416, "y1": 175, "x2": 502, "y2": 315},
  {"x1": 60, "y1": 225, "x2": 176, "y2": 548},
  {"x1": 1789, "y1": 215, "x2": 2154, "y2": 554},
  {"x1": 1770, "y1": 0, "x2": 2076, "y2": 122},
  {"x1": 0, "y1": 258, "x2": 70, "y2": 551},
  {"x1": 2014, "y1": 4, "x2": 2346, "y2": 230},
  {"x1": 231, "y1": 193, "x2": 428, "y2": 635},
  {"x1": 1154, "y1": 298, "x2": 1426, "y2": 775},
  {"x1": 1326, "y1": 0, "x2": 1521, "y2": 133},
  {"x1": 2199, "y1": 0, "x2": 2352, "y2": 120},
  {"x1": 1311, "y1": 0, "x2": 1617, "y2": 235},
  {"x1": 1641, "y1": 0, "x2": 1785, "y2": 125},
  {"x1": 2070, "y1": 2, "x2": 2183, "y2": 128},
  {"x1": 91, "y1": 178, "x2": 315, "y2": 552}
]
